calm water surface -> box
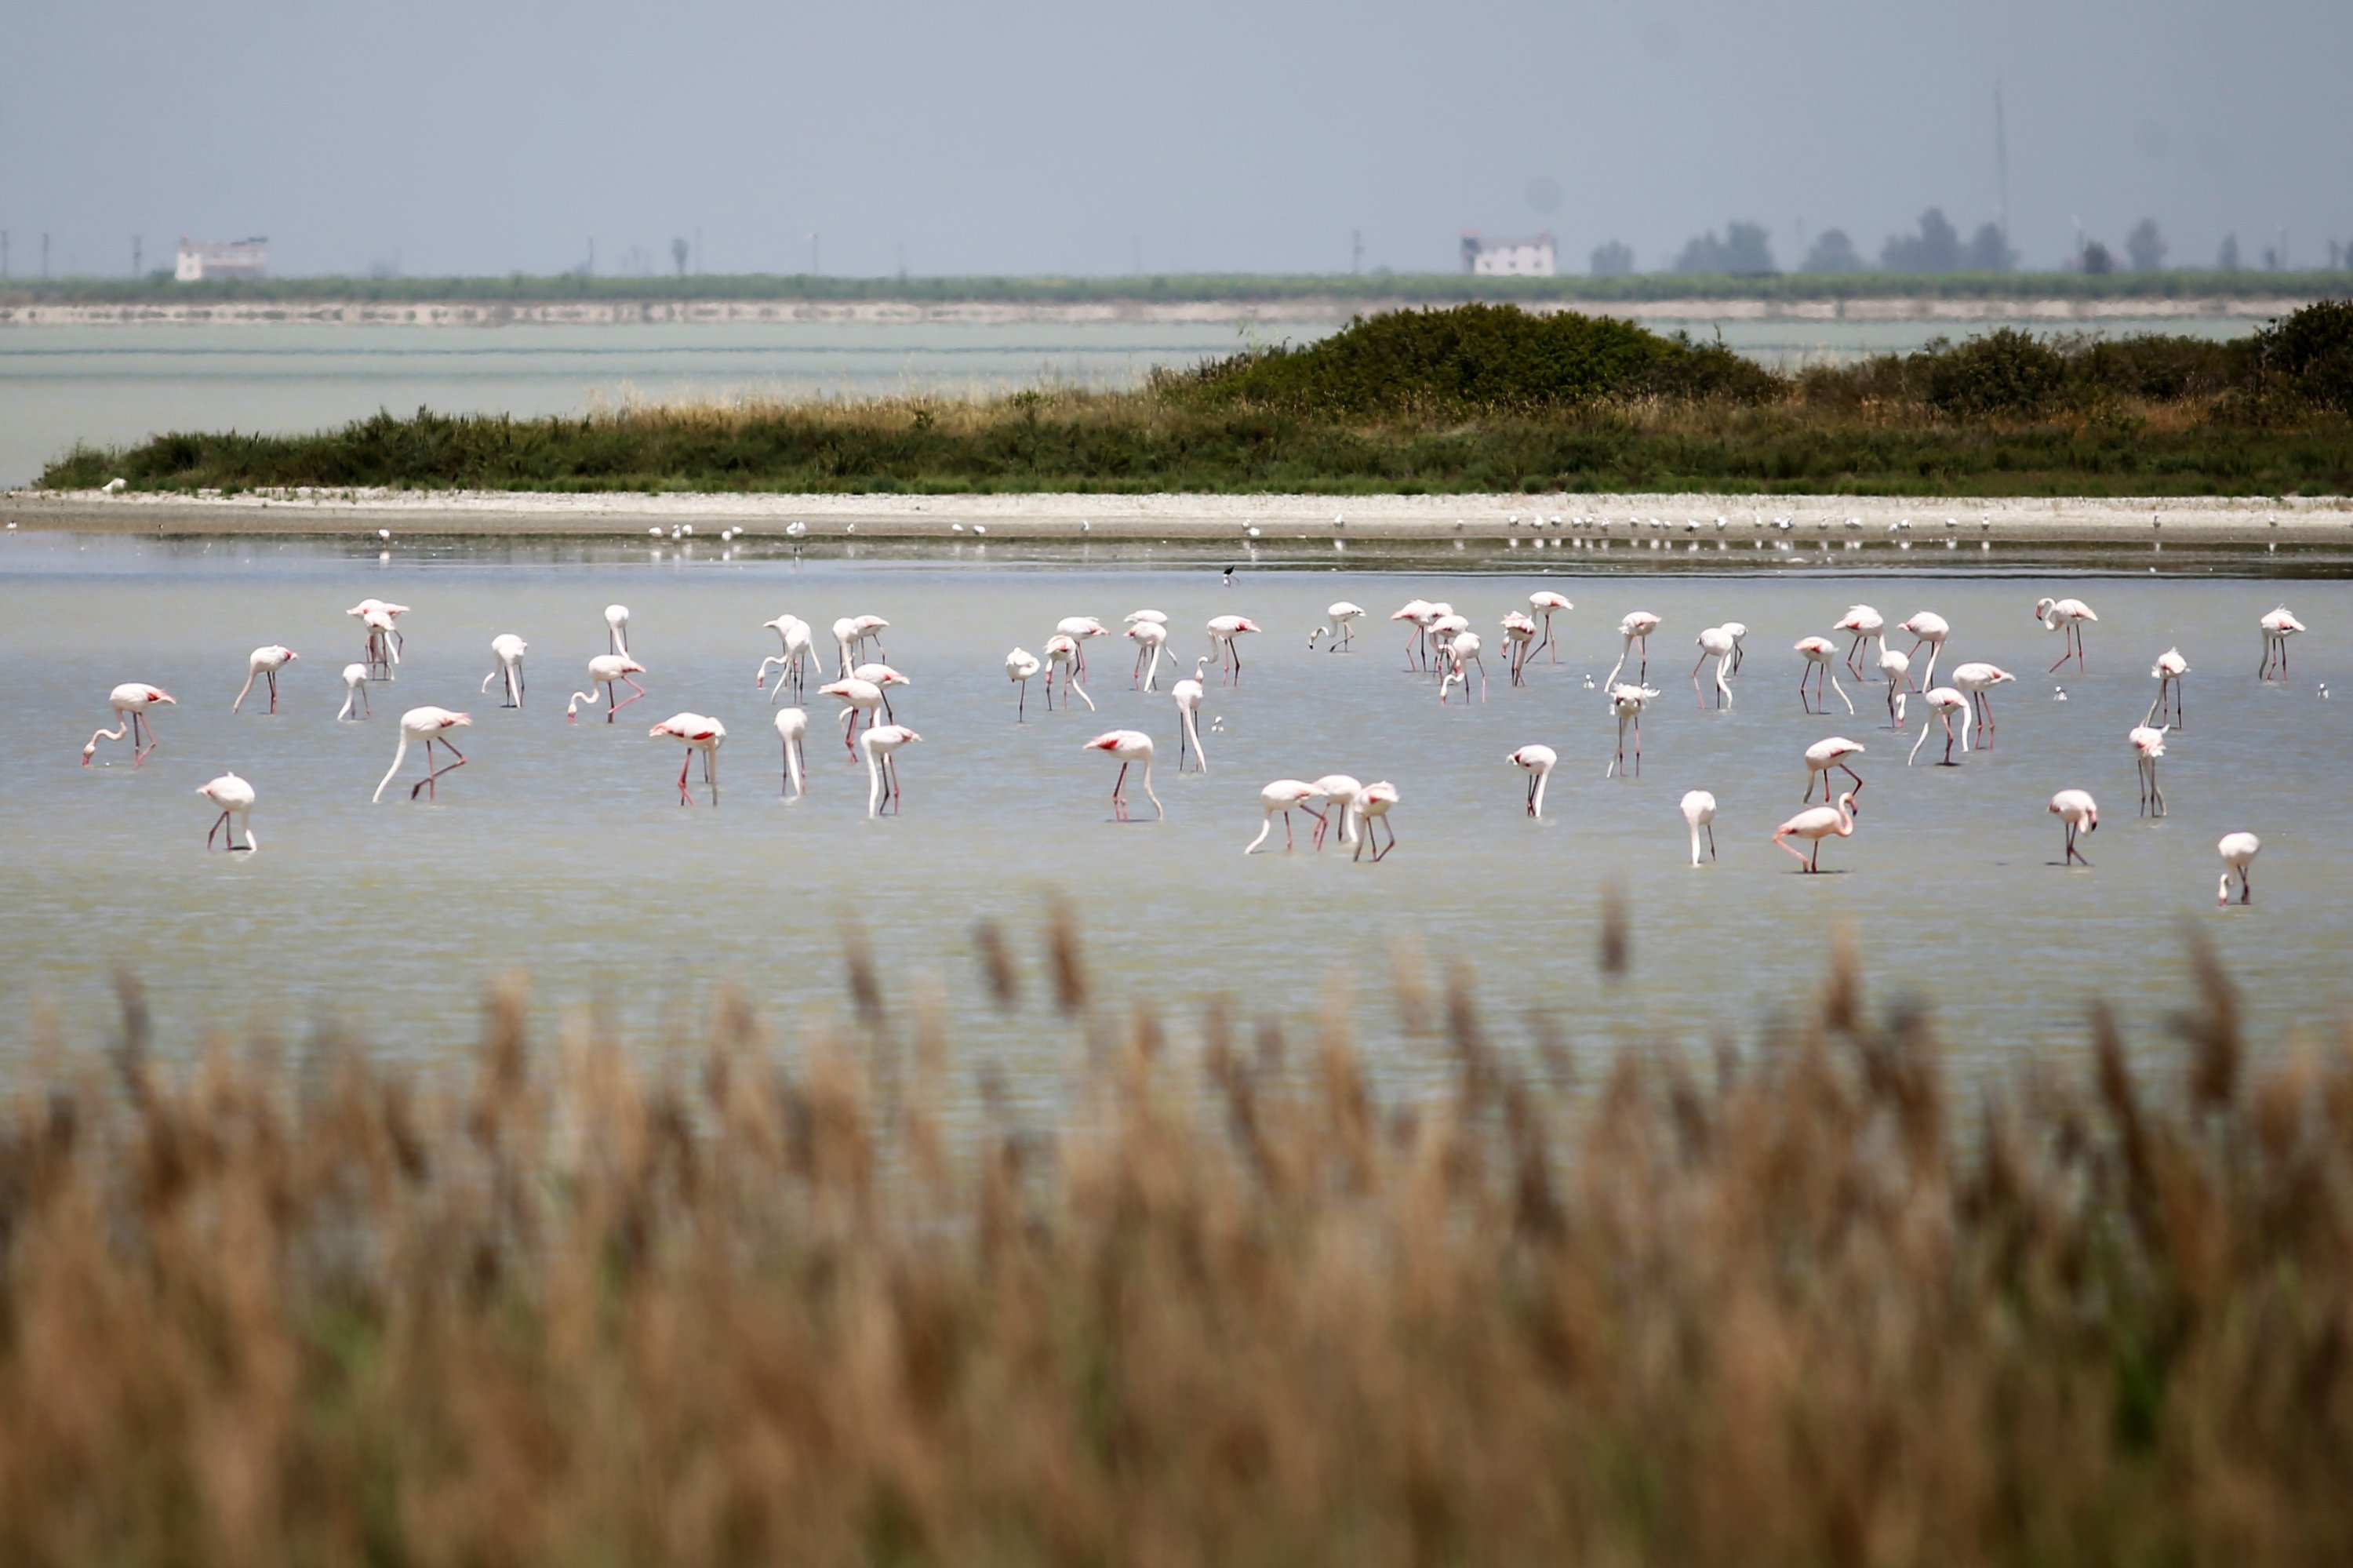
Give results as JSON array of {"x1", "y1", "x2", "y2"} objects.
[
  {"x1": 0, "y1": 315, "x2": 2264, "y2": 486},
  {"x1": 9, "y1": 533, "x2": 2348, "y2": 1104}
]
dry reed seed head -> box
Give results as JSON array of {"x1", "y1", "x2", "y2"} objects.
[
  {"x1": 840, "y1": 922, "x2": 886, "y2": 1028},
  {"x1": 1597, "y1": 882, "x2": 1631, "y2": 979},
  {"x1": 2173, "y1": 927, "x2": 2244, "y2": 1112},
  {"x1": 1442, "y1": 960, "x2": 1493, "y2": 1105},
  {"x1": 1387, "y1": 938, "x2": 1435, "y2": 1036},
  {"x1": 970, "y1": 919, "x2": 1020, "y2": 1012},
  {"x1": 1821, "y1": 919, "x2": 1864, "y2": 1036},
  {"x1": 109, "y1": 969, "x2": 153, "y2": 1108},
  {"x1": 475, "y1": 970, "x2": 533, "y2": 1104},
  {"x1": 1044, "y1": 896, "x2": 1090, "y2": 1017}
]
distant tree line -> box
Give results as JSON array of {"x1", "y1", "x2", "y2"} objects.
[{"x1": 1592, "y1": 212, "x2": 2351, "y2": 278}]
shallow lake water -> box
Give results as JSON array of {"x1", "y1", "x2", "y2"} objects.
[
  {"x1": 9, "y1": 532, "x2": 2348, "y2": 1106},
  {"x1": 0, "y1": 314, "x2": 2266, "y2": 486}
]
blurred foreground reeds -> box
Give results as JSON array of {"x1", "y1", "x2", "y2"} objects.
[{"x1": 3, "y1": 922, "x2": 2351, "y2": 1566}]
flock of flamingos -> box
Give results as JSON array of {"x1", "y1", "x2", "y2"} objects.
[{"x1": 78, "y1": 588, "x2": 2303, "y2": 901}]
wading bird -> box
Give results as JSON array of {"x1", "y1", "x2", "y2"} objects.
[
  {"x1": 1803, "y1": 737, "x2": 1865, "y2": 802},
  {"x1": 1042, "y1": 635, "x2": 1093, "y2": 711},
  {"x1": 1509, "y1": 744, "x2": 1558, "y2": 818},
  {"x1": 1006, "y1": 646, "x2": 1042, "y2": 721},
  {"x1": 1950, "y1": 663, "x2": 2014, "y2": 746},
  {"x1": 196, "y1": 772, "x2": 257, "y2": 852},
  {"x1": 849, "y1": 663, "x2": 911, "y2": 722},
  {"x1": 1606, "y1": 684, "x2": 1659, "y2": 777},
  {"x1": 1173, "y1": 657, "x2": 1209, "y2": 773},
  {"x1": 2217, "y1": 831, "x2": 2260, "y2": 904},
  {"x1": 480, "y1": 634, "x2": 527, "y2": 709},
  {"x1": 358, "y1": 608, "x2": 400, "y2": 680},
  {"x1": 604, "y1": 604, "x2": 631, "y2": 656},
  {"x1": 1245, "y1": 779, "x2": 1322, "y2": 853},
  {"x1": 1898, "y1": 610, "x2": 1948, "y2": 689},
  {"x1": 1878, "y1": 648, "x2": 1911, "y2": 727},
  {"x1": 858, "y1": 724, "x2": 919, "y2": 818},
  {"x1": 2049, "y1": 789, "x2": 2098, "y2": 866},
  {"x1": 2149, "y1": 647, "x2": 2189, "y2": 726},
  {"x1": 234, "y1": 646, "x2": 297, "y2": 715},
  {"x1": 1693, "y1": 625, "x2": 1737, "y2": 708},
  {"x1": 2129, "y1": 724, "x2": 2168, "y2": 817},
  {"x1": 1908, "y1": 688, "x2": 1969, "y2": 766},
  {"x1": 1528, "y1": 591, "x2": 1573, "y2": 662},
  {"x1": 1207, "y1": 615, "x2": 1260, "y2": 684},
  {"x1": 1605, "y1": 611, "x2": 1661, "y2": 686},
  {"x1": 566, "y1": 655, "x2": 646, "y2": 722},
  {"x1": 755, "y1": 614, "x2": 821, "y2": 701},
  {"x1": 1126, "y1": 618, "x2": 1173, "y2": 690},
  {"x1": 1353, "y1": 781, "x2": 1398, "y2": 861},
  {"x1": 1773, "y1": 792, "x2": 1858, "y2": 872},
  {"x1": 1391, "y1": 599, "x2": 1438, "y2": 670},
  {"x1": 336, "y1": 664, "x2": 370, "y2": 721},
  {"x1": 373, "y1": 707, "x2": 471, "y2": 802},
  {"x1": 1306, "y1": 774, "x2": 1366, "y2": 849},
  {"x1": 1308, "y1": 602, "x2": 1365, "y2": 652},
  {"x1": 81, "y1": 682, "x2": 174, "y2": 766},
  {"x1": 649, "y1": 713, "x2": 725, "y2": 806},
  {"x1": 1834, "y1": 605, "x2": 1886, "y2": 678},
  {"x1": 1084, "y1": 729, "x2": 1164, "y2": 821},
  {"x1": 1680, "y1": 790, "x2": 1718, "y2": 866},
  {"x1": 1795, "y1": 636, "x2": 1853, "y2": 715},
  {"x1": 1440, "y1": 631, "x2": 1487, "y2": 703},
  {"x1": 2259, "y1": 606, "x2": 2304, "y2": 680},
  {"x1": 775, "y1": 707, "x2": 809, "y2": 798},
  {"x1": 1499, "y1": 612, "x2": 1537, "y2": 684},
  {"x1": 819, "y1": 677, "x2": 886, "y2": 753},
  {"x1": 1055, "y1": 617, "x2": 1110, "y2": 679},
  {"x1": 2035, "y1": 596, "x2": 2097, "y2": 671}
]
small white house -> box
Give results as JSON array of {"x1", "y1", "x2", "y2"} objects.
[
  {"x1": 1461, "y1": 231, "x2": 1557, "y2": 277},
  {"x1": 175, "y1": 237, "x2": 269, "y2": 282}
]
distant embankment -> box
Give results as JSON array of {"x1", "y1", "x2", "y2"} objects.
[{"x1": 2, "y1": 269, "x2": 2347, "y2": 327}]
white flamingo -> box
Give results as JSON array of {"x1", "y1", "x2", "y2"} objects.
[
  {"x1": 605, "y1": 603, "x2": 631, "y2": 656},
  {"x1": 566, "y1": 655, "x2": 646, "y2": 723},
  {"x1": 775, "y1": 707, "x2": 809, "y2": 798},
  {"x1": 1306, "y1": 774, "x2": 1366, "y2": 849},
  {"x1": 1308, "y1": 602, "x2": 1366, "y2": 652},
  {"x1": 1043, "y1": 635, "x2": 1094, "y2": 711},
  {"x1": 1693, "y1": 626, "x2": 1737, "y2": 708},
  {"x1": 2035, "y1": 596, "x2": 2097, "y2": 671},
  {"x1": 1606, "y1": 684, "x2": 1659, "y2": 778},
  {"x1": 1509, "y1": 744, "x2": 1558, "y2": 817},
  {"x1": 1803, "y1": 737, "x2": 1865, "y2": 802},
  {"x1": 1908, "y1": 688, "x2": 1970, "y2": 766},
  {"x1": 1950, "y1": 663, "x2": 2014, "y2": 745},
  {"x1": 1006, "y1": 646, "x2": 1042, "y2": 721},
  {"x1": 1207, "y1": 615, "x2": 1260, "y2": 684},
  {"x1": 1085, "y1": 730, "x2": 1165, "y2": 821},
  {"x1": 1605, "y1": 611, "x2": 1660, "y2": 686},
  {"x1": 1353, "y1": 781, "x2": 1399, "y2": 861},
  {"x1": 336, "y1": 664, "x2": 370, "y2": 722},
  {"x1": 81, "y1": 682, "x2": 175, "y2": 766},
  {"x1": 1528, "y1": 591, "x2": 1573, "y2": 663},
  {"x1": 1795, "y1": 636, "x2": 1853, "y2": 715},
  {"x1": 1773, "y1": 792, "x2": 1857, "y2": 872},
  {"x1": 1680, "y1": 790, "x2": 1718, "y2": 866},
  {"x1": 1897, "y1": 611, "x2": 1949, "y2": 689},
  {"x1": 756, "y1": 614, "x2": 821, "y2": 701},
  {"x1": 1877, "y1": 647, "x2": 1911, "y2": 727},
  {"x1": 1173, "y1": 657, "x2": 1209, "y2": 773},
  {"x1": 1245, "y1": 780, "x2": 1322, "y2": 853},
  {"x1": 2129, "y1": 724, "x2": 2168, "y2": 817},
  {"x1": 373, "y1": 707, "x2": 471, "y2": 802},
  {"x1": 480, "y1": 634, "x2": 527, "y2": 709},
  {"x1": 1439, "y1": 631, "x2": 1487, "y2": 704},
  {"x1": 234, "y1": 646, "x2": 297, "y2": 715},
  {"x1": 2049, "y1": 789, "x2": 2098, "y2": 866},
  {"x1": 197, "y1": 772, "x2": 259, "y2": 852},
  {"x1": 1127, "y1": 618, "x2": 1173, "y2": 690},
  {"x1": 2217, "y1": 832, "x2": 2260, "y2": 904},
  {"x1": 2149, "y1": 647, "x2": 2188, "y2": 726},
  {"x1": 858, "y1": 724, "x2": 920, "y2": 817},
  {"x1": 2259, "y1": 606, "x2": 2304, "y2": 680},
  {"x1": 1834, "y1": 605, "x2": 1886, "y2": 678}
]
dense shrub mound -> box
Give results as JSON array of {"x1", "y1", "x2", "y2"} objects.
[
  {"x1": 1172, "y1": 303, "x2": 1778, "y2": 415},
  {"x1": 2257, "y1": 298, "x2": 2353, "y2": 410}
]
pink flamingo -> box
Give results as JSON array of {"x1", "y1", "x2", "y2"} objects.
[
  {"x1": 234, "y1": 646, "x2": 297, "y2": 714},
  {"x1": 1795, "y1": 636, "x2": 1853, "y2": 715},
  {"x1": 2129, "y1": 725, "x2": 2168, "y2": 816},
  {"x1": 819, "y1": 677, "x2": 886, "y2": 754},
  {"x1": 1802, "y1": 737, "x2": 1865, "y2": 802},
  {"x1": 1528, "y1": 591, "x2": 1573, "y2": 662},
  {"x1": 2035, "y1": 596, "x2": 2097, "y2": 671},
  {"x1": 1439, "y1": 631, "x2": 1487, "y2": 703},
  {"x1": 1084, "y1": 730, "x2": 1164, "y2": 821},
  {"x1": 775, "y1": 707, "x2": 809, "y2": 798},
  {"x1": 1126, "y1": 619, "x2": 1173, "y2": 690},
  {"x1": 1605, "y1": 611, "x2": 1661, "y2": 686},
  {"x1": 1833, "y1": 605, "x2": 1885, "y2": 678},
  {"x1": 1391, "y1": 599, "x2": 1438, "y2": 670},
  {"x1": 1207, "y1": 615, "x2": 1260, "y2": 684},
  {"x1": 1508, "y1": 744, "x2": 1557, "y2": 817},
  {"x1": 1245, "y1": 780, "x2": 1322, "y2": 853},
  {"x1": 1907, "y1": 688, "x2": 1969, "y2": 766},
  {"x1": 566, "y1": 655, "x2": 646, "y2": 723},
  {"x1": 2259, "y1": 606, "x2": 2304, "y2": 679},
  {"x1": 1042, "y1": 635, "x2": 1094, "y2": 711},
  {"x1": 196, "y1": 772, "x2": 258, "y2": 852},
  {"x1": 1899, "y1": 611, "x2": 1949, "y2": 689},
  {"x1": 2049, "y1": 789, "x2": 2098, "y2": 866},
  {"x1": 1353, "y1": 781, "x2": 1399, "y2": 861},
  {"x1": 82, "y1": 682, "x2": 175, "y2": 766},
  {"x1": 1950, "y1": 663, "x2": 2013, "y2": 746},
  {"x1": 1056, "y1": 616, "x2": 1110, "y2": 680},
  {"x1": 2148, "y1": 647, "x2": 2188, "y2": 726},
  {"x1": 1773, "y1": 792, "x2": 1857, "y2": 872},
  {"x1": 649, "y1": 713, "x2": 726, "y2": 806},
  {"x1": 373, "y1": 707, "x2": 471, "y2": 802},
  {"x1": 1606, "y1": 684, "x2": 1659, "y2": 778},
  {"x1": 2217, "y1": 832, "x2": 2260, "y2": 904},
  {"x1": 859, "y1": 724, "x2": 920, "y2": 817}
]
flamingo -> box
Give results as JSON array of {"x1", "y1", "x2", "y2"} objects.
[
  {"x1": 1127, "y1": 619, "x2": 1173, "y2": 690},
  {"x1": 358, "y1": 608, "x2": 400, "y2": 680},
  {"x1": 1606, "y1": 684, "x2": 1659, "y2": 778},
  {"x1": 1528, "y1": 591, "x2": 1573, "y2": 663},
  {"x1": 1899, "y1": 611, "x2": 1949, "y2": 689},
  {"x1": 1834, "y1": 605, "x2": 1886, "y2": 678},
  {"x1": 1773, "y1": 792, "x2": 1858, "y2": 872},
  {"x1": 1795, "y1": 637, "x2": 1853, "y2": 715},
  {"x1": 1308, "y1": 602, "x2": 1366, "y2": 652},
  {"x1": 1084, "y1": 730, "x2": 1164, "y2": 821},
  {"x1": 233, "y1": 646, "x2": 297, "y2": 715},
  {"x1": 2129, "y1": 725, "x2": 2168, "y2": 817},
  {"x1": 1208, "y1": 615, "x2": 1260, "y2": 684},
  {"x1": 566, "y1": 655, "x2": 646, "y2": 722},
  {"x1": 1680, "y1": 790, "x2": 1718, "y2": 866},
  {"x1": 1439, "y1": 631, "x2": 1487, "y2": 704},
  {"x1": 648, "y1": 713, "x2": 725, "y2": 806},
  {"x1": 819, "y1": 678, "x2": 886, "y2": 754},
  {"x1": 1353, "y1": 781, "x2": 1398, "y2": 861},
  {"x1": 1006, "y1": 646, "x2": 1042, "y2": 721},
  {"x1": 1693, "y1": 626, "x2": 1736, "y2": 708},
  {"x1": 858, "y1": 724, "x2": 920, "y2": 817},
  {"x1": 1042, "y1": 635, "x2": 1094, "y2": 711},
  {"x1": 830, "y1": 614, "x2": 889, "y2": 674},
  {"x1": 336, "y1": 664, "x2": 370, "y2": 722},
  {"x1": 2217, "y1": 832, "x2": 2260, "y2": 905},
  {"x1": 81, "y1": 682, "x2": 175, "y2": 766},
  {"x1": 1307, "y1": 775, "x2": 1366, "y2": 848},
  {"x1": 1173, "y1": 657, "x2": 1209, "y2": 773},
  {"x1": 2259, "y1": 606, "x2": 2304, "y2": 680},
  {"x1": 1908, "y1": 688, "x2": 1970, "y2": 766},
  {"x1": 2035, "y1": 596, "x2": 2097, "y2": 671},
  {"x1": 775, "y1": 707, "x2": 809, "y2": 798},
  {"x1": 1426, "y1": 613, "x2": 1469, "y2": 676},
  {"x1": 196, "y1": 772, "x2": 257, "y2": 852},
  {"x1": 1721, "y1": 620, "x2": 1749, "y2": 673},
  {"x1": 1499, "y1": 612, "x2": 1537, "y2": 684},
  {"x1": 605, "y1": 604, "x2": 631, "y2": 656},
  {"x1": 1056, "y1": 617, "x2": 1111, "y2": 680},
  {"x1": 1123, "y1": 609, "x2": 1169, "y2": 628},
  {"x1": 373, "y1": 707, "x2": 471, "y2": 802},
  {"x1": 1803, "y1": 737, "x2": 1865, "y2": 802},
  {"x1": 1950, "y1": 663, "x2": 2014, "y2": 745},
  {"x1": 1877, "y1": 648, "x2": 1911, "y2": 727},
  {"x1": 1605, "y1": 611, "x2": 1661, "y2": 686},
  {"x1": 1391, "y1": 599, "x2": 1438, "y2": 670},
  {"x1": 1509, "y1": 744, "x2": 1558, "y2": 817},
  {"x1": 850, "y1": 663, "x2": 911, "y2": 722},
  {"x1": 2149, "y1": 647, "x2": 2188, "y2": 726},
  {"x1": 755, "y1": 614, "x2": 821, "y2": 701},
  {"x1": 2046, "y1": 789, "x2": 2099, "y2": 866},
  {"x1": 480, "y1": 634, "x2": 527, "y2": 709},
  {"x1": 1245, "y1": 780, "x2": 1322, "y2": 853}
]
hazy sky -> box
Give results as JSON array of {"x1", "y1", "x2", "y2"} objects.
[{"x1": 11, "y1": 0, "x2": 2349, "y2": 278}]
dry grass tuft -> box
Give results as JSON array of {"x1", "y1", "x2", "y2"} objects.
[{"x1": 2, "y1": 923, "x2": 2351, "y2": 1565}]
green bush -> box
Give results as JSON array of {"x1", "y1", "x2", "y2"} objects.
[
  {"x1": 1923, "y1": 328, "x2": 2068, "y2": 417},
  {"x1": 2256, "y1": 300, "x2": 2353, "y2": 411}
]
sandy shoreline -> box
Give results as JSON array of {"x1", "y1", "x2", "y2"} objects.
[
  {"x1": 7, "y1": 488, "x2": 2348, "y2": 544},
  {"x1": 0, "y1": 297, "x2": 2322, "y2": 330}
]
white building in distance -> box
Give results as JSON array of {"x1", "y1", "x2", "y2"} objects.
[
  {"x1": 1460, "y1": 231, "x2": 1556, "y2": 277},
  {"x1": 175, "y1": 237, "x2": 269, "y2": 282}
]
